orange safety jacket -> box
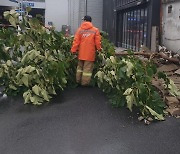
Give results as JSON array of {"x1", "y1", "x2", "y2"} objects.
[{"x1": 71, "y1": 22, "x2": 101, "y2": 62}]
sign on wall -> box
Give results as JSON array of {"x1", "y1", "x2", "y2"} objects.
[{"x1": 24, "y1": 2, "x2": 35, "y2": 7}]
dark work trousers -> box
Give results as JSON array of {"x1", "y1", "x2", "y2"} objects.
[{"x1": 76, "y1": 60, "x2": 94, "y2": 86}]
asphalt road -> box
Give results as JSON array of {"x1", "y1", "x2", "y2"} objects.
[{"x1": 0, "y1": 87, "x2": 180, "y2": 154}]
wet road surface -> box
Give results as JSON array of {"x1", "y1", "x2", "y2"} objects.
[{"x1": 0, "y1": 87, "x2": 180, "y2": 154}]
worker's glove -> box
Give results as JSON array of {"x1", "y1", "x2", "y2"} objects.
[
  {"x1": 71, "y1": 51, "x2": 78, "y2": 59},
  {"x1": 72, "y1": 52, "x2": 77, "y2": 55},
  {"x1": 97, "y1": 48, "x2": 103, "y2": 52}
]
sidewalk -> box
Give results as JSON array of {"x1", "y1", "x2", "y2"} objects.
[
  {"x1": 0, "y1": 87, "x2": 180, "y2": 154},
  {"x1": 115, "y1": 47, "x2": 127, "y2": 53}
]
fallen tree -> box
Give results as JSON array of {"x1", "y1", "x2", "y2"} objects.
[
  {"x1": 115, "y1": 51, "x2": 180, "y2": 65},
  {"x1": 0, "y1": 10, "x2": 180, "y2": 122}
]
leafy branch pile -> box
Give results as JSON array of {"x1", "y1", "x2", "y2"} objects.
[
  {"x1": 94, "y1": 33, "x2": 180, "y2": 121},
  {"x1": 0, "y1": 10, "x2": 76, "y2": 105},
  {"x1": 0, "y1": 10, "x2": 179, "y2": 121}
]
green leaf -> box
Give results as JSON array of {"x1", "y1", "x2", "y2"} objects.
[
  {"x1": 138, "y1": 83, "x2": 148, "y2": 101},
  {"x1": 32, "y1": 85, "x2": 41, "y2": 96},
  {"x1": 0, "y1": 68, "x2": 3, "y2": 78},
  {"x1": 22, "y1": 74, "x2": 29, "y2": 87},
  {"x1": 126, "y1": 61, "x2": 134, "y2": 77},
  {"x1": 26, "y1": 7, "x2": 32, "y2": 13},
  {"x1": 168, "y1": 79, "x2": 180, "y2": 96},
  {"x1": 4, "y1": 46, "x2": 11, "y2": 52},
  {"x1": 30, "y1": 95, "x2": 43, "y2": 105},
  {"x1": 41, "y1": 89, "x2": 50, "y2": 101},
  {"x1": 3, "y1": 11, "x2": 10, "y2": 18},
  {"x1": 10, "y1": 9, "x2": 17, "y2": 15},
  {"x1": 110, "y1": 56, "x2": 116, "y2": 64},
  {"x1": 145, "y1": 106, "x2": 165, "y2": 121},
  {"x1": 21, "y1": 54, "x2": 28, "y2": 63},
  {"x1": 126, "y1": 93, "x2": 135, "y2": 112},
  {"x1": 9, "y1": 84, "x2": 17, "y2": 90},
  {"x1": 30, "y1": 96, "x2": 36, "y2": 104},
  {"x1": 123, "y1": 88, "x2": 133, "y2": 95},
  {"x1": 48, "y1": 86, "x2": 56, "y2": 95},
  {"x1": 157, "y1": 72, "x2": 167, "y2": 80},
  {"x1": 24, "y1": 66, "x2": 36, "y2": 74},
  {"x1": 147, "y1": 67, "x2": 154, "y2": 77},
  {"x1": 118, "y1": 67, "x2": 126, "y2": 79},
  {"x1": 150, "y1": 64, "x2": 157, "y2": 74},
  {"x1": 6, "y1": 60, "x2": 12, "y2": 66},
  {"x1": 23, "y1": 91, "x2": 31, "y2": 104},
  {"x1": 29, "y1": 50, "x2": 36, "y2": 60},
  {"x1": 9, "y1": 16, "x2": 17, "y2": 28},
  {"x1": 62, "y1": 78, "x2": 67, "y2": 84}
]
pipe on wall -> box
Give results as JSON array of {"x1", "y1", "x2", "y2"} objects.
[{"x1": 85, "y1": 0, "x2": 87, "y2": 15}]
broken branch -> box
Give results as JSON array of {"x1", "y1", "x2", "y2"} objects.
[{"x1": 115, "y1": 52, "x2": 180, "y2": 65}]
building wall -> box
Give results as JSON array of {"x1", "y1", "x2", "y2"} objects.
[
  {"x1": 162, "y1": 0, "x2": 180, "y2": 53},
  {"x1": 68, "y1": 0, "x2": 80, "y2": 34},
  {"x1": 0, "y1": 0, "x2": 18, "y2": 7},
  {"x1": 0, "y1": 0, "x2": 103, "y2": 33},
  {"x1": 86, "y1": 0, "x2": 103, "y2": 30},
  {"x1": 103, "y1": 0, "x2": 115, "y2": 43},
  {"x1": 68, "y1": 0, "x2": 103, "y2": 34},
  {"x1": 79, "y1": 0, "x2": 85, "y2": 24},
  {"x1": 0, "y1": 0, "x2": 46, "y2": 25},
  {"x1": 0, "y1": 0, "x2": 45, "y2": 8},
  {"x1": 0, "y1": 0, "x2": 67, "y2": 31},
  {"x1": 45, "y1": 0, "x2": 68, "y2": 31}
]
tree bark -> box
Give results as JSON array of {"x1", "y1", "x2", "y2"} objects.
[{"x1": 115, "y1": 52, "x2": 180, "y2": 64}]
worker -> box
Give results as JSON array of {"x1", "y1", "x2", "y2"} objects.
[{"x1": 71, "y1": 15, "x2": 102, "y2": 86}]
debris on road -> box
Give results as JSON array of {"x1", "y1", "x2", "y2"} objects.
[{"x1": 116, "y1": 45, "x2": 180, "y2": 118}]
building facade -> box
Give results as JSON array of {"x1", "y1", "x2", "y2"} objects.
[
  {"x1": 45, "y1": 0, "x2": 103, "y2": 33},
  {"x1": 0, "y1": 0, "x2": 45, "y2": 25},
  {"x1": 68, "y1": 0, "x2": 103, "y2": 34},
  {"x1": 0, "y1": 0, "x2": 103, "y2": 33},
  {"x1": 162, "y1": 0, "x2": 180, "y2": 53},
  {"x1": 45, "y1": 0, "x2": 69, "y2": 31},
  {"x1": 103, "y1": 0, "x2": 161, "y2": 51}
]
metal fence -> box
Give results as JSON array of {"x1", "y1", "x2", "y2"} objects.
[
  {"x1": 103, "y1": 0, "x2": 160, "y2": 50},
  {"x1": 121, "y1": 7, "x2": 148, "y2": 51}
]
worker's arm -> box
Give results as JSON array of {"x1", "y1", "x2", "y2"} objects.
[
  {"x1": 71, "y1": 29, "x2": 81, "y2": 53},
  {"x1": 95, "y1": 29, "x2": 102, "y2": 51}
]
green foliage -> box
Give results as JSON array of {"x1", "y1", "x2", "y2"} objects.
[
  {"x1": 1, "y1": 10, "x2": 179, "y2": 122},
  {"x1": 158, "y1": 72, "x2": 180, "y2": 97},
  {"x1": 3, "y1": 10, "x2": 19, "y2": 28},
  {"x1": 0, "y1": 27, "x2": 19, "y2": 61},
  {"x1": 92, "y1": 35, "x2": 115, "y2": 86},
  {"x1": 0, "y1": 10, "x2": 76, "y2": 105},
  {"x1": 95, "y1": 49, "x2": 168, "y2": 120}
]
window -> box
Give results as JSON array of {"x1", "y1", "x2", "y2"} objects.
[{"x1": 168, "y1": 5, "x2": 172, "y2": 14}]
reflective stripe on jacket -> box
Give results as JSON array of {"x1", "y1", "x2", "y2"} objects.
[{"x1": 71, "y1": 22, "x2": 101, "y2": 62}]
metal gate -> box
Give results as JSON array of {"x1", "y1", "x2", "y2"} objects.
[
  {"x1": 122, "y1": 7, "x2": 148, "y2": 51},
  {"x1": 103, "y1": 0, "x2": 160, "y2": 50}
]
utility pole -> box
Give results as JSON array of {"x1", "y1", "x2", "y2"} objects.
[
  {"x1": 9, "y1": 0, "x2": 22, "y2": 14},
  {"x1": 8, "y1": 0, "x2": 22, "y2": 19},
  {"x1": 68, "y1": 0, "x2": 70, "y2": 25},
  {"x1": 85, "y1": 0, "x2": 87, "y2": 15},
  {"x1": 18, "y1": 0, "x2": 23, "y2": 21}
]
